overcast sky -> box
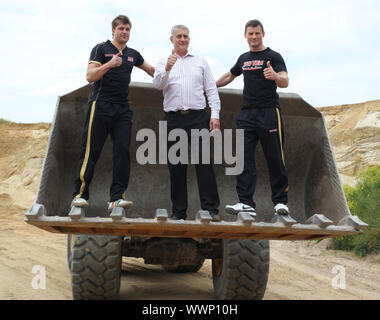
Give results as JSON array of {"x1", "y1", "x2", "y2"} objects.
[{"x1": 1, "y1": 0, "x2": 379, "y2": 123}]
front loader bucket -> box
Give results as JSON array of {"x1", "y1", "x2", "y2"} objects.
[{"x1": 25, "y1": 82, "x2": 367, "y2": 240}]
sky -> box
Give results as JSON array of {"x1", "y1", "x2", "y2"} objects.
[{"x1": 0, "y1": 0, "x2": 379, "y2": 123}]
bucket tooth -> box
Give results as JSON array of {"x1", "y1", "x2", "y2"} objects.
[
  {"x1": 69, "y1": 206, "x2": 85, "y2": 220},
  {"x1": 306, "y1": 214, "x2": 334, "y2": 228},
  {"x1": 110, "y1": 207, "x2": 126, "y2": 221},
  {"x1": 272, "y1": 213, "x2": 297, "y2": 227},
  {"x1": 196, "y1": 210, "x2": 212, "y2": 224},
  {"x1": 155, "y1": 209, "x2": 168, "y2": 222},
  {"x1": 25, "y1": 204, "x2": 46, "y2": 220},
  {"x1": 338, "y1": 216, "x2": 368, "y2": 231},
  {"x1": 237, "y1": 211, "x2": 255, "y2": 225}
]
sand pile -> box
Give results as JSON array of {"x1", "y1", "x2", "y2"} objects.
[
  {"x1": 318, "y1": 99, "x2": 380, "y2": 185},
  {"x1": 0, "y1": 123, "x2": 50, "y2": 209}
]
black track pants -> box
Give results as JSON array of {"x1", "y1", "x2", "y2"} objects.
[
  {"x1": 236, "y1": 107, "x2": 288, "y2": 208},
  {"x1": 73, "y1": 100, "x2": 132, "y2": 202}
]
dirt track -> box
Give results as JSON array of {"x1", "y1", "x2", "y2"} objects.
[{"x1": 0, "y1": 122, "x2": 379, "y2": 300}]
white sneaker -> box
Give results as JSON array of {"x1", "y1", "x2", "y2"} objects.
[
  {"x1": 274, "y1": 203, "x2": 290, "y2": 215},
  {"x1": 71, "y1": 197, "x2": 89, "y2": 208},
  {"x1": 108, "y1": 199, "x2": 133, "y2": 212},
  {"x1": 225, "y1": 203, "x2": 256, "y2": 217}
]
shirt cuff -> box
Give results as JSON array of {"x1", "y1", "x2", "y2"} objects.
[
  {"x1": 157, "y1": 69, "x2": 170, "y2": 82},
  {"x1": 211, "y1": 109, "x2": 220, "y2": 119},
  {"x1": 163, "y1": 69, "x2": 170, "y2": 78}
]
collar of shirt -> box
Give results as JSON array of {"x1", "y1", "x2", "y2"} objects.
[{"x1": 174, "y1": 52, "x2": 193, "y2": 59}]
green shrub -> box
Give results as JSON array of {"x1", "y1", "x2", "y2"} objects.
[
  {"x1": 0, "y1": 118, "x2": 12, "y2": 124},
  {"x1": 330, "y1": 166, "x2": 380, "y2": 257}
]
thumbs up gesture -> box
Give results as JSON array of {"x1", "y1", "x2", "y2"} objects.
[
  {"x1": 109, "y1": 51, "x2": 123, "y2": 68},
  {"x1": 166, "y1": 49, "x2": 177, "y2": 71},
  {"x1": 263, "y1": 60, "x2": 276, "y2": 80}
]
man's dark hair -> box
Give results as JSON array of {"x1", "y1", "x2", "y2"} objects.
[
  {"x1": 112, "y1": 15, "x2": 131, "y2": 29},
  {"x1": 245, "y1": 19, "x2": 264, "y2": 33}
]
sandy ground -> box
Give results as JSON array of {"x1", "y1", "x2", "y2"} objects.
[
  {"x1": 1, "y1": 206, "x2": 379, "y2": 300},
  {"x1": 0, "y1": 115, "x2": 379, "y2": 300}
]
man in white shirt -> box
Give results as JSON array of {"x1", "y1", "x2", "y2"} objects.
[{"x1": 153, "y1": 25, "x2": 220, "y2": 221}]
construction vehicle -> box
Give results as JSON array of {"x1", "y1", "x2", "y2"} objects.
[{"x1": 25, "y1": 82, "x2": 367, "y2": 300}]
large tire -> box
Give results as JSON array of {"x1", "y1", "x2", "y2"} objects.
[
  {"x1": 68, "y1": 234, "x2": 123, "y2": 300},
  {"x1": 212, "y1": 239, "x2": 269, "y2": 300},
  {"x1": 163, "y1": 257, "x2": 205, "y2": 273}
]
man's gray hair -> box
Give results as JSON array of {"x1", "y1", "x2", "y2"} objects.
[{"x1": 171, "y1": 24, "x2": 190, "y2": 36}]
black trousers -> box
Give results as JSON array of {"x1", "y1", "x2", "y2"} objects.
[
  {"x1": 73, "y1": 100, "x2": 133, "y2": 202},
  {"x1": 165, "y1": 109, "x2": 220, "y2": 217},
  {"x1": 236, "y1": 107, "x2": 288, "y2": 208}
]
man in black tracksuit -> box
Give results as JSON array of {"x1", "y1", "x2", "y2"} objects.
[
  {"x1": 71, "y1": 15, "x2": 154, "y2": 212},
  {"x1": 216, "y1": 19, "x2": 290, "y2": 217}
]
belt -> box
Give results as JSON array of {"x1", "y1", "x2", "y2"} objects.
[{"x1": 167, "y1": 109, "x2": 204, "y2": 115}]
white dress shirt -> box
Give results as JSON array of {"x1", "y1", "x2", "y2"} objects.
[{"x1": 153, "y1": 52, "x2": 221, "y2": 119}]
